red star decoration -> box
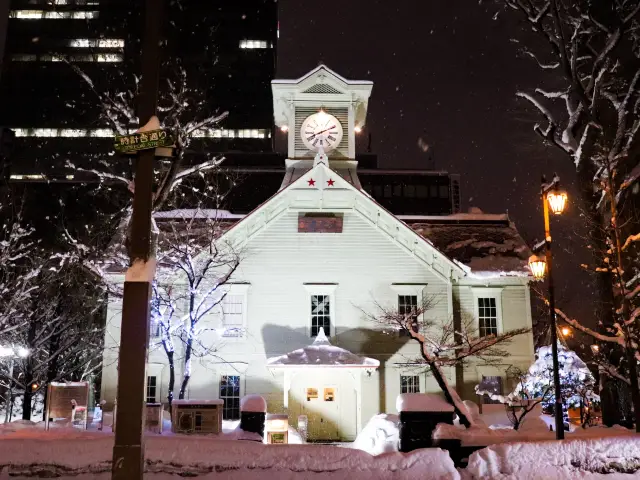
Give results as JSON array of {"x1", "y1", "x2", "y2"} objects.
[
  {"x1": 307, "y1": 178, "x2": 316, "y2": 186},
  {"x1": 327, "y1": 178, "x2": 335, "y2": 187}
]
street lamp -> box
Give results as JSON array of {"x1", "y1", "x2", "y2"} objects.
[
  {"x1": 528, "y1": 254, "x2": 546, "y2": 280},
  {"x1": 0, "y1": 345, "x2": 30, "y2": 423},
  {"x1": 561, "y1": 327, "x2": 571, "y2": 337},
  {"x1": 528, "y1": 174, "x2": 567, "y2": 440}
]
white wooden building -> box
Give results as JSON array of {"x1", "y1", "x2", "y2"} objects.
[{"x1": 100, "y1": 66, "x2": 535, "y2": 441}]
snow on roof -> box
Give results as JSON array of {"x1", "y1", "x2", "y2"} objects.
[
  {"x1": 240, "y1": 395, "x2": 267, "y2": 413},
  {"x1": 396, "y1": 393, "x2": 455, "y2": 413},
  {"x1": 266, "y1": 329, "x2": 380, "y2": 369},
  {"x1": 406, "y1": 214, "x2": 532, "y2": 276},
  {"x1": 153, "y1": 209, "x2": 245, "y2": 220},
  {"x1": 172, "y1": 399, "x2": 224, "y2": 406}
]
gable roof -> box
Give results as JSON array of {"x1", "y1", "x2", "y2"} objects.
[
  {"x1": 271, "y1": 64, "x2": 373, "y2": 88},
  {"x1": 213, "y1": 160, "x2": 468, "y2": 282}
]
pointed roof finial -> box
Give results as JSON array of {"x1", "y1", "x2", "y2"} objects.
[{"x1": 313, "y1": 327, "x2": 330, "y2": 344}]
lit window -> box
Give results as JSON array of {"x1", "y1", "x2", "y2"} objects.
[
  {"x1": 220, "y1": 375, "x2": 240, "y2": 420},
  {"x1": 68, "y1": 38, "x2": 124, "y2": 48},
  {"x1": 400, "y1": 375, "x2": 420, "y2": 394},
  {"x1": 306, "y1": 388, "x2": 318, "y2": 401},
  {"x1": 13, "y1": 128, "x2": 114, "y2": 137},
  {"x1": 478, "y1": 297, "x2": 498, "y2": 337},
  {"x1": 239, "y1": 40, "x2": 270, "y2": 49},
  {"x1": 12, "y1": 53, "x2": 122, "y2": 62},
  {"x1": 10, "y1": 10, "x2": 99, "y2": 19}
]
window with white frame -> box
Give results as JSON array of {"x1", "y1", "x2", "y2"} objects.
[
  {"x1": 400, "y1": 375, "x2": 420, "y2": 394},
  {"x1": 146, "y1": 375, "x2": 157, "y2": 403},
  {"x1": 398, "y1": 295, "x2": 418, "y2": 335},
  {"x1": 220, "y1": 375, "x2": 240, "y2": 420},
  {"x1": 304, "y1": 284, "x2": 337, "y2": 337},
  {"x1": 478, "y1": 297, "x2": 498, "y2": 337},
  {"x1": 221, "y1": 294, "x2": 244, "y2": 337},
  {"x1": 311, "y1": 295, "x2": 331, "y2": 337}
]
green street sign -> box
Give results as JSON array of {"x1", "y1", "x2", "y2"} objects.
[{"x1": 114, "y1": 129, "x2": 173, "y2": 153}]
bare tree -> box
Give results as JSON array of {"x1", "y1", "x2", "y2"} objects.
[
  {"x1": 489, "y1": 0, "x2": 640, "y2": 430},
  {"x1": 362, "y1": 296, "x2": 529, "y2": 427},
  {"x1": 476, "y1": 365, "x2": 552, "y2": 431},
  {"x1": 149, "y1": 210, "x2": 241, "y2": 404}
]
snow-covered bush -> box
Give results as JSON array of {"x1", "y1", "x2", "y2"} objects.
[{"x1": 476, "y1": 345, "x2": 598, "y2": 430}]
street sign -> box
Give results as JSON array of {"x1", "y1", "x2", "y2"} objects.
[{"x1": 114, "y1": 129, "x2": 172, "y2": 153}]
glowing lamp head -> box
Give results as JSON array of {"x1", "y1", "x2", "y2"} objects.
[
  {"x1": 17, "y1": 347, "x2": 29, "y2": 358},
  {"x1": 561, "y1": 327, "x2": 571, "y2": 337},
  {"x1": 591, "y1": 344, "x2": 600, "y2": 354},
  {"x1": 528, "y1": 254, "x2": 547, "y2": 280},
  {"x1": 280, "y1": 124, "x2": 289, "y2": 133},
  {"x1": 354, "y1": 125, "x2": 362, "y2": 133},
  {"x1": 547, "y1": 190, "x2": 568, "y2": 215}
]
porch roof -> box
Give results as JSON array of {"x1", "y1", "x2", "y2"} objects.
[{"x1": 266, "y1": 329, "x2": 379, "y2": 369}]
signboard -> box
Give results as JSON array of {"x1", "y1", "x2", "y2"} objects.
[
  {"x1": 114, "y1": 129, "x2": 172, "y2": 153},
  {"x1": 45, "y1": 381, "x2": 89, "y2": 430}
]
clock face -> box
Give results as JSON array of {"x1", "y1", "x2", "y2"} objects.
[{"x1": 300, "y1": 112, "x2": 343, "y2": 152}]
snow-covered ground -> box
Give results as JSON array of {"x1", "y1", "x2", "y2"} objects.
[
  {"x1": 0, "y1": 421, "x2": 459, "y2": 479},
  {"x1": 463, "y1": 436, "x2": 640, "y2": 479}
]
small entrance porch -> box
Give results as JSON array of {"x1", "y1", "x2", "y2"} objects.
[{"x1": 267, "y1": 329, "x2": 379, "y2": 441}]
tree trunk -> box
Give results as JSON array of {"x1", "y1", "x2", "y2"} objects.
[
  {"x1": 165, "y1": 348, "x2": 175, "y2": 408},
  {"x1": 576, "y1": 162, "x2": 616, "y2": 328},
  {"x1": 178, "y1": 341, "x2": 192, "y2": 400},
  {"x1": 22, "y1": 318, "x2": 37, "y2": 421},
  {"x1": 43, "y1": 330, "x2": 61, "y2": 417},
  {"x1": 427, "y1": 361, "x2": 471, "y2": 427}
]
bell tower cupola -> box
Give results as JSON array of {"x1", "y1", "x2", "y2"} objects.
[{"x1": 271, "y1": 65, "x2": 373, "y2": 168}]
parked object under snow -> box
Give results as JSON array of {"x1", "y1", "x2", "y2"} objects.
[
  {"x1": 240, "y1": 395, "x2": 267, "y2": 413},
  {"x1": 352, "y1": 414, "x2": 400, "y2": 455},
  {"x1": 396, "y1": 393, "x2": 455, "y2": 413},
  {"x1": 266, "y1": 329, "x2": 380, "y2": 368}
]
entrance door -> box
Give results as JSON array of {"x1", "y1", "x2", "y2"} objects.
[{"x1": 303, "y1": 385, "x2": 340, "y2": 440}]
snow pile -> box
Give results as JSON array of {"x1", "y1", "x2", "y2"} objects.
[
  {"x1": 0, "y1": 429, "x2": 460, "y2": 479},
  {"x1": 433, "y1": 421, "x2": 554, "y2": 447},
  {"x1": 352, "y1": 414, "x2": 399, "y2": 455},
  {"x1": 465, "y1": 436, "x2": 640, "y2": 479},
  {"x1": 240, "y1": 395, "x2": 267, "y2": 413},
  {"x1": 267, "y1": 329, "x2": 379, "y2": 368},
  {"x1": 396, "y1": 393, "x2": 454, "y2": 413}
]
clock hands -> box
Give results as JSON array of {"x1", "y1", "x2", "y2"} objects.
[{"x1": 308, "y1": 125, "x2": 336, "y2": 139}]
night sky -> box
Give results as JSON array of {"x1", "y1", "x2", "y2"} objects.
[{"x1": 277, "y1": 0, "x2": 595, "y2": 328}]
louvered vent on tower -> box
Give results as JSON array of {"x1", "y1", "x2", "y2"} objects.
[
  {"x1": 302, "y1": 84, "x2": 342, "y2": 94},
  {"x1": 294, "y1": 106, "x2": 349, "y2": 158}
]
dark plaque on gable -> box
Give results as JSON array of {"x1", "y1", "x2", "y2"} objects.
[{"x1": 298, "y1": 214, "x2": 343, "y2": 233}]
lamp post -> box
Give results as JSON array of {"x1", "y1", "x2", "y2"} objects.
[
  {"x1": 0, "y1": 345, "x2": 29, "y2": 423},
  {"x1": 528, "y1": 175, "x2": 568, "y2": 440}
]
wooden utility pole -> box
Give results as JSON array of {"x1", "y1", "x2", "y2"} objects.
[{"x1": 111, "y1": 1, "x2": 163, "y2": 479}]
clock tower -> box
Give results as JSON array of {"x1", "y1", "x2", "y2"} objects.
[{"x1": 271, "y1": 65, "x2": 373, "y2": 187}]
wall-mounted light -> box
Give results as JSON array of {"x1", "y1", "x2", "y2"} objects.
[
  {"x1": 354, "y1": 125, "x2": 362, "y2": 133},
  {"x1": 280, "y1": 125, "x2": 289, "y2": 133}
]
